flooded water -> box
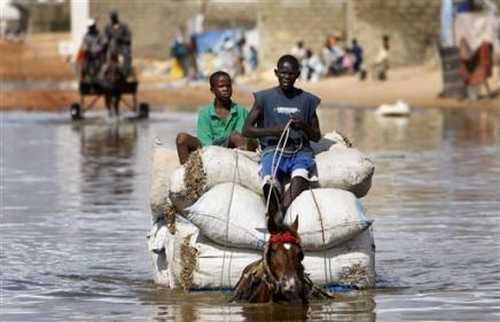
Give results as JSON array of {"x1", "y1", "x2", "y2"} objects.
[{"x1": 1, "y1": 107, "x2": 499, "y2": 321}]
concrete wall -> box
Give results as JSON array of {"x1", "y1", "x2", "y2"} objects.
[
  {"x1": 84, "y1": 0, "x2": 500, "y2": 66},
  {"x1": 348, "y1": 0, "x2": 443, "y2": 67},
  {"x1": 257, "y1": 0, "x2": 500, "y2": 68},
  {"x1": 257, "y1": 0, "x2": 346, "y2": 68},
  {"x1": 26, "y1": 1, "x2": 70, "y2": 33},
  {"x1": 90, "y1": 0, "x2": 257, "y2": 59}
]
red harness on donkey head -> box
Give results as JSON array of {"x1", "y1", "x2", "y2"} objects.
[{"x1": 269, "y1": 230, "x2": 300, "y2": 245}]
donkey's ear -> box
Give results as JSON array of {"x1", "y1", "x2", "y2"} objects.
[
  {"x1": 267, "y1": 214, "x2": 279, "y2": 234},
  {"x1": 291, "y1": 215, "x2": 299, "y2": 232}
]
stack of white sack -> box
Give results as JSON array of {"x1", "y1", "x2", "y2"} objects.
[
  {"x1": 148, "y1": 215, "x2": 375, "y2": 290},
  {"x1": 148, "y1": 132, "x2": 376, "y2": 289}
]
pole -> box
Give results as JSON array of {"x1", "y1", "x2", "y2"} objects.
[{"x1": 70, "y1": 0, "x2": 89, "y2": 53}]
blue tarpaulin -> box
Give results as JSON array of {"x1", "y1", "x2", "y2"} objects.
[
  {"x1": 456, "y1": 0, "x2": 474, "y2": 13},
  {"x1": 194, "y1": 29, "x2": 242, "y2": 54}
]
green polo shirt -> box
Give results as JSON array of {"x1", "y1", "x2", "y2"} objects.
[{"x1": 197, "y1": 101, "x2": 248, "y2": 147}]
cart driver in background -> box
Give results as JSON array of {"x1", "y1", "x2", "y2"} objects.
[
  {"x1": 80, "y1": 19, "x2": 105, "y2": 82},
  {"x1": 175, "y1": 71, "x2": 256, "y2": 164},
  {"x1": 104, "y1": 10, "x2": 132, "y2": 77}
]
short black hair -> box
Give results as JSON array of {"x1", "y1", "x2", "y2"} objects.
[
  {"x1": 209, "y1": 70, "x2": 231, "y2": 87},
  {"x1": 277, "y1": 54, "x2": 300, "y2": 70}
]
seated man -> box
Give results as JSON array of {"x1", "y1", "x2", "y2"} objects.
[
  {"x1": 243, "y1": 54, "x2": 322, "y2": 223},
  {"x1": 176, "y1": 71, "x2": 250, "y2": 164}
]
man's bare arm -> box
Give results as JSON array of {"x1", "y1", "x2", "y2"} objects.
[{"x1": 243, "y1": 103, "x2": 285, "y2": 138}]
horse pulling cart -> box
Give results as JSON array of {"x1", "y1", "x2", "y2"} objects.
[{"x1": 70, "y1": 77, "x2": 149, "y2": 121}]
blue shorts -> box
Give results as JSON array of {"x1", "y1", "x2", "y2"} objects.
[{"x1": 260, "y1": 151, "x2": 315, "y2": 185}]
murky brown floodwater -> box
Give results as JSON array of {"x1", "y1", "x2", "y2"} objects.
[{"x1": 2, "y1": 107, "x2": 499, "y2": 321}]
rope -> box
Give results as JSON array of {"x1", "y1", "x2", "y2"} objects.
[
  {"x1": 309, "y1": 186, "x2": 329, "y2": 285},
  {"x1": 265, "y1": 120, "x2": 293, "y2": 214},
  {"x1": 219, "y1": 150, "x2": 240, "y2": 289}
]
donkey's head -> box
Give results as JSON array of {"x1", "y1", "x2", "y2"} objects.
[{"x1": 264, "y1": 216, "x2": 307, "y2": 303}]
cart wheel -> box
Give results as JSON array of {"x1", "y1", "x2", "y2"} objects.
[
  {"x1": 138, "y1": 102, "x2": 149, "y2": 119},
  {"x1": 70, "y1": 103, "x2": 82, "y2": 121}
]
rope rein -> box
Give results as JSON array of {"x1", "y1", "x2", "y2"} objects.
[
  {"x1": 265, "y1": 120, "x2": 330, "y2": 285},
  {"x1": 309, "y1": 187, "x2": 329, "y2": 284},
  {"x1": 265, "y1": 120, "x2": 293, "y2": 213}
]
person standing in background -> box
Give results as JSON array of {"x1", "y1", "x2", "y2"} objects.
[
  {"x1": 351, "y1": 39, "x2": 364, "y2": 73},
  {"x1": 290, "y1": 40, "x2": 307, "y2": 61},
  {"x1": 104, "y1": 10, "x2": 132, "y2": 77}
]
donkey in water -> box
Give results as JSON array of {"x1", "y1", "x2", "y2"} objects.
[{"x1": 231, "y1": 216, "x2": 311, "y2": 304}]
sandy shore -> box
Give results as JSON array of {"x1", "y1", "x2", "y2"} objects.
[{"x1": 1, "y1": 34, "x2": 499, "y2": 112}]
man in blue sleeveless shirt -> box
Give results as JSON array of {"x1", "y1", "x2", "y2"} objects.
[{"x1": 243, "y1": 55, "x2": 321, "y2": 222}]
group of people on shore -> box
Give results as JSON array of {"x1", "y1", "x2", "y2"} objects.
[
  {"x1": 78, "y1": 11, "x2": 132, "y2": 116},
  {"x1": 291, "y1": 35, "x2": 390, "y2": 82},
  {"x1": 170, "y1": 32, "x2": 259, "y2": 81},
  {"x1": 176, "y1": 54, "x2": 323, "y2": 224}
]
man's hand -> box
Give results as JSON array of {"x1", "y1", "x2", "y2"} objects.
[
  {"x1": 289, "y1": 113, "x2": 321, "y2": 142},
  {"x1": 289, "y1": 115, "x2": 307, "y2": 130}
]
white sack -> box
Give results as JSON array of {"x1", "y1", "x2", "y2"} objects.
[
  {"x1": 150, "y1": 141, "x2": 179, "y2": 220},
  {"x1": 148, "y1": 216, "x2": 261, "y2": 289},
  {"x1": 202, "y1": 146, "x2": 261, "y2": 191},
  {"x1": 149, "y1": 216, "x2": 375, "y2": 289},
  {"x1": 147, "y1": 222, "x2": 175, "y2": 287},
  {"x1": 311, "y1": 131, "x2": 351, "y2": 154},
  {"x1": 315, "y1": 148, "x2": 374, "y2": 198},
  {"x1": 284, "y1": 189, "x2": 372, "y2": 250},
  {"x1": 169, "y1": 146, "x2": 261, "y2": 210},
  {"x1": 185, "y1": 183, "x2": 268, "y2": 250},
  {"x1": 172, "y1": 217, "x2": 261, "y2": 289},
  {"x1": 303, "y1": 227, "x2": 375, "y2": 288},
  {"x1": 168, "y1": 166, "x2": 192, "y2": 211}
]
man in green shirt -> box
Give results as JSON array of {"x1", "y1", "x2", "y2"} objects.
[{"x1": 176, "y1": 71, "x2": 250, "y2": 164}]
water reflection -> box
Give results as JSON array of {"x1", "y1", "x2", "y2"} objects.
[
  {"x1": 73, "y1": 121, "x2": 139, "y2": 207},
  {"x1": 318, "y1": 107, "x2": 444, "y2": 151},
  {"x1": 142, "y1": 291, "x2": 375, "y2": 322},
  {"x1": 318, "y1": 107, "x2": 499, "y2": 151},
  {"x1": 443, "y1": 109, "x2": 498, "y2": 146}
]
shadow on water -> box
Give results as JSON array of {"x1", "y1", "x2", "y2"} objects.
[{"x1": 1, "y1": 108, "x2": 499, "y2": 321}]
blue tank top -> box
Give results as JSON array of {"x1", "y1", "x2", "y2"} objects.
[{"x1": 254, "y1": 86, "x2": 320, "y2": 154}]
